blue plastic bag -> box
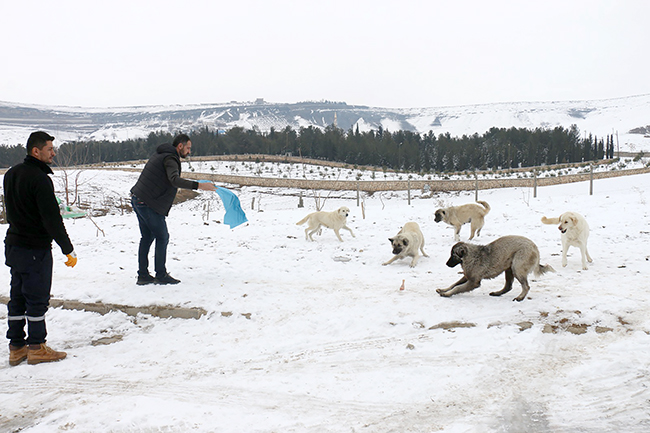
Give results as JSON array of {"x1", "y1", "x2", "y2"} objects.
[{"x1": 199, "y1": 181, "x2": 248, "y2": 229}]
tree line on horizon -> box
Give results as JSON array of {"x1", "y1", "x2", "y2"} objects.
[{"x1": 0, "y1": 124, "x2": 617, "y2": 171}]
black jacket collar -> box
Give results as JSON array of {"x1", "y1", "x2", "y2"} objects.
[{"x1": 24, "y1": 155, "x2": 54, "y2": 175}]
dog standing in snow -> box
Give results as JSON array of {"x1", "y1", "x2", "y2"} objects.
[
  {"x1": 542, "y1": 211, "x2": 593, "y2": 270},
  {"x1": 296, "y1": 206, "x2": 355, "y2": 242},
  {"x1": 434, "y1": 201, "x2": 491, "y2": 242}
]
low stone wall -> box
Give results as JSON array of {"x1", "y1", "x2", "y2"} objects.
[
  {"x1": 179, "y1": 166, "x2": 650, "y2": 192},
  {"x1": 16, "y1": 156, "x2": 648, "y2": 193}
]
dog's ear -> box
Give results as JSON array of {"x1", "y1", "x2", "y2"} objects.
[
  {"x1": 388, "y1": 237, "x2": 394, "y2": 243},
  {"x1": 569, "y1": 216, "x2": 578, "y2": 226},
  {"x1": 454, "y1": 243, "x2": 467, "y2": 258},
  {"x1": 403, "y1": 239, "x2": 409, "y2": 246}
]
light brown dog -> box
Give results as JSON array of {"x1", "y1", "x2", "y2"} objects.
[
  {"x1": 434, "y1": 201, "x2": 490, "y2": 241},
  {"x1": 542, "y1": 212, "x2": 592, "y2": 270},
  {"x1": 382, "y1": 222, "x2": 428, "y2": 267},
  {"x1": 437, "y1": 235, "x2": 554, "y2": 302},
  {"x1": 296, "y1": 206, "x2": 355, "y2": 242}
]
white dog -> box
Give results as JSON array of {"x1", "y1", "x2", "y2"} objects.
[
  {"x1": 542, "y1": 211, "x2": 593, "y2": 270},
  {"x1": 382, "y1": 222, "x2": 429, "y2": 267},
  {"x1": 296, "y1": 206, "x2": 355, "y2": 242}
]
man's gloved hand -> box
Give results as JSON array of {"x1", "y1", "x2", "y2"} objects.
[{"x1": 65, "y1": 251, "x2": 77, "y2": 268}]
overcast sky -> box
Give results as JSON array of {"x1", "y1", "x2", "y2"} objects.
[{"x1": 2, "y1": 0, "x2": 649, "y2": 109}]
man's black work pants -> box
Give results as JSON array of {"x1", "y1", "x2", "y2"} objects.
[{"x1": 5, "y1": 244, "x2": 53, "y2": 346}]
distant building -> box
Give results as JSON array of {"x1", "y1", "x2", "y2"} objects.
[{"x1": 255, "y1": 98, "x2": 265, "y2": 105}]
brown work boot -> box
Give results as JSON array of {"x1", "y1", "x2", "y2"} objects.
[
  {"x1": 27, "y1": 343, "x2": 67, "y2": 365},
  {"x1": 9, "y1": 345, "x2": 28, "y2": 366}
]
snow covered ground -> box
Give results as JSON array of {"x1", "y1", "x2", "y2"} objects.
[{"x1": 0, "y1": 164, "x2": 649, "y2": 432}]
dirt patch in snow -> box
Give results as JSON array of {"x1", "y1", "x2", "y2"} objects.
[{"x1": 0, "y1": 295, "x2": 206, "y2": 320}]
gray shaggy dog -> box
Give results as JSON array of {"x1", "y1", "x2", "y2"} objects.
[{"x1": 437, "y1": 235, "x2": 554, "y2": 302}]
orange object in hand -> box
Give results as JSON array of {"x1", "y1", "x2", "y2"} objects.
[{"x1": 65, "y1": 251, "x2": 77, "y2": 268}]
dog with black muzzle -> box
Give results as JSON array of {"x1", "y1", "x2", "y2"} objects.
[
  {"x1": 382, "y1": 222, "x2": 428, "y2": 268},
  {"x1": 437, "y1": 235, "x2": 554, "y2": 302},
  {"x1": 434, "y1": 201, "x2": 490, "y2": 242}
]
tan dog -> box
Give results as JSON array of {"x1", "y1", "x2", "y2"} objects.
[
  {"x1": 542, "y1": 212, "x2": 592, "y2": 270},
  {"x1": 382, "y1": 222, "x2": 429, "y2": 267},
  {"x1": 434, "y1": 201, "x2": 490, "y2": 241},
  {"x1": 437, "y1": 235, "x2": 554, "y2": 302},
  {"x1": 296, "y1": 206, "x2": 355, "y2": 242}
]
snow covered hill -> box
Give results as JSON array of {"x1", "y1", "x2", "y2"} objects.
[{"x1": 1, "y1": 94, "x2": 649, "y2": 152}]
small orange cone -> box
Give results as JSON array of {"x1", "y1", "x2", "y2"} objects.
[{"x1": 399, "y1": 279, "x2": 405, "y2": 291}]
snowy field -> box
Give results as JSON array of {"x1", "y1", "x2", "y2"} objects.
[{"x1": 0, "y1": 164, "x2": 649, "y2": 432}]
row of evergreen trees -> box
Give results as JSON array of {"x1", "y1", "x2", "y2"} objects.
[
  {"x1": 1, "y1": 125, "x2": 616, "y2": 171},
  {"x1": 0, "y1": 144, "x2": 31, "y2": 169}
]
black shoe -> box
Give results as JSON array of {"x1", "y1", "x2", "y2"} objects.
[
  {"x1": 154, "y1": 273, "x2": 181, "y2": 285},
  {"x1": 136, "y1": 274, "x2": 155, "y2": 285}
]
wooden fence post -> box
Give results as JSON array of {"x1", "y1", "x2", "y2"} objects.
[
  {"x1": 356, "y1": 182, "x2": 360, "y2": 206},
  {"x1": 407, "y1": 179, "x2": 411, "y2": 205}
]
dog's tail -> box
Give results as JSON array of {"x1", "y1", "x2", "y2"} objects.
[
  {"x1": 477, "y1": 200, "x2": 490, "y2": 215},
  {"x1": 296, "y1": 215, "x2": 310, "y2": 226},
  {"x1": 541, "y1": 216, "x2": 560, "y2": 225},
  {"x1": 535, "y1": 263, "x2": 555, "y2": 277}
]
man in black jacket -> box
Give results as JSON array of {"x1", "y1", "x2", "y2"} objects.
[
  {"x1": 4, "y1": 131, "x2": 77, "y2": 366},
  {"x1": 130, "y1": 133, "x2": 215, "y2": 285}
]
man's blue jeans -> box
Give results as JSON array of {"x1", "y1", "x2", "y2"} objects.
[{"x1": 131, "y1": 196, "x2": 169, "y2": 278}]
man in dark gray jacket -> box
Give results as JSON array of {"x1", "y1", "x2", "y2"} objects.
[{"x1": 130, "y1": 134, "x2": 215, "y2": 285}]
